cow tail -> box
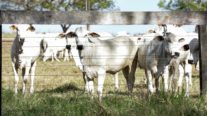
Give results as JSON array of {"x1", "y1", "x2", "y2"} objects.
[{"x1": 40, "y1": 39, "x2": 47, "y2": 56}]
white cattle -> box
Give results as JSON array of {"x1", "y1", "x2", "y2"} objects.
[
  {"x1": 155, "y1": 25, "x2": 195, "y2": 96},
  {"x1": 168, "y1": 37, "x2": 192, "y2": 97},
  {"x1": 10, "y1": 24, "x2": 43, "y2": 94},
  {"x1": 187, "y1": 33, "x2": 199, "y2": 71},
  {"x1": 73, "y1": 27, "x2": 120, "y2": 91},
  {"x1": 116, "y1": 31, "x2": 130, "y2": 37},
  {"x1": 65, "y1": 31, "x2": 142, "y2": 101},
  {"x1": 137, "y1": 32, "x2": 181, "y2": 93},
  {"x1": 41, "y1": 33, "x2": 69, "y2": 62}
]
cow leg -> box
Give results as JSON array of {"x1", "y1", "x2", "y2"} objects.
[
  {"x1": 122, "y1": 66, "x2": 132, "y2": 92},
  {"x1": 30, "y1": 61, "x2": 37, "y2": 94},
  {"x1": 82, "y1": 72, "x2": 90, "y2": 93},
  {"x1": 155, "y1": 77, "x2": 159, "y2": 93},
  {"x1": 64, "y1": 49, "x2": 69, "y2": 62},
  {"x1": 86, "y1": 77, "x2": 94, "y2": 96},
  {"x1": 145, "y1": 69, "x2": 155, "y2": 94},
  {"x1": 97, "y1": 69, "x2": 106, "y2": 102},
  {"x1": 22, "y1": 65, "x2": 30, "y2": 94},
  {"x1": 177, "y1": 65, "x2": 184, "y2": 94},
  {"x1": 184, "y1": 64, "x2": 192, "y2": 97},
  {"x1": 12, "y1": 62, "x2": 19, "y2": 94},
  {"x1": 53, "y1": 52, "x2": 60, "y2": 62},
  {"x1": 162, "y1": 66, "x2": 169, "y2": 92},
  {"x1": 114, "y1": 73, "x2": 119, "y2": 91}
]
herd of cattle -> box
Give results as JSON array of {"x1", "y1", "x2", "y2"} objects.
[{"x1": 10, "y1": 24, "x2": 199, "y2": 101}]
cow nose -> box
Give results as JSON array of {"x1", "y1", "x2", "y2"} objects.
[
  {"x1": 188, "y1": 60, "x2": 194, "y2": 64},
  {"x1": 66, "y1": 45, "x2": 71, "y2": 50},
  {"x1": 174, "y1": 52, "x2": 180, "y2": 57},
  {"x1": 77, "y1": 45, "x2": 83, "y2": 50},
  {"x1": 19, "y1": 49, "x2": 23, "y2": 54}
]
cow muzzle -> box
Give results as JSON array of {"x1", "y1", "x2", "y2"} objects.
[
  {"x1": 172, "y1": 52, "x2": 180, "y2": 58},
  {"x1": 77, "y1": 45, "x2": 83, "y2": 50},
  {"x1": 188, "y1": 60, "x2": 194, "y2": 64},
  {"x1": 66, "y1": 45, "x2": 71, "y2": 50}
]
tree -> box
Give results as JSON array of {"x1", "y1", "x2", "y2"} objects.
[
  {"x1": 0, "y1": 0, "x2": 117, "y2": 32},
  {"x1": 158, "y1": 0, "x2": 207, "y2": 11}
]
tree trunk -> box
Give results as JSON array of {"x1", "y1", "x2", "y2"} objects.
[{"x1": 60, "y1": 24, "x2": 71, "y2": 33}]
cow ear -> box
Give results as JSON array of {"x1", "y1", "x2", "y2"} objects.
[
  {"x1": 10, "y1": 25, "x2": 18, "y2": 31},
  {"x1": 183, "y1": 44, "x2": 190, "y2": 51},
  {"x1": 88, "y1": 32, "x2": 100, "y2": 37},
  {"x1": 148, "y1": 29, "x2": 156, "y2": 33},
  {"x1": 178, "y1": 38, "x2": 185, "y2": 43},
  {"x1": 27, "y1": 24, "x2": 35, "y2": 32},
  {"x1": 157, "y1": 36, "x2": 164, "y2": 41},
  {"x1": 59, "y1": 33, "x2": 66, "y2": 38},
  {"x1": 137, "y1": 37, "x2": 142, "y2": 40},
  {"x1": 67, "y1": 32, "x2": 78, "y2": 38}
]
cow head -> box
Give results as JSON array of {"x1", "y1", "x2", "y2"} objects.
[
  {"x1": 26, "y1": 24, "x2": 35, "y2": 32},
  {"x1": 11, "y1": 24, "x2": 36, "y2": 54},
  {"x1": 64, "y1": 32, "x2": 80, "y2": 50},
  {"x1": 163, "y1": 32, "x2": 181, "y2": 58}
]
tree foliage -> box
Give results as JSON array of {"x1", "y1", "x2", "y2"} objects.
[
  {"x1": 1, "y1": 0, "x2": 117, "y2": 32},
  {"x1": 158, "y1": 0, "x2": 207, "y2": 11},
  {"x1": 1, "y1": 0, "x2": 117, "y2": 11}
]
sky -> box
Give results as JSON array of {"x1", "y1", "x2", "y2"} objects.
[{"x1": 2, "y1": 0, "x2": 195, "y2": 34}]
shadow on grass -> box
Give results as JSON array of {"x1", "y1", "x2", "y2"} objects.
[{"x1": 40, "y1": 83, "x2": 84, "y2": 93}]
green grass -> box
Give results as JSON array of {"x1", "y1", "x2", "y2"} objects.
[
  {"x1": 2, "y1": 33, "x2": 15, "y2": 38},
  {"x1": 2, "y1": 41, "x2": 207, "y2": 116}
]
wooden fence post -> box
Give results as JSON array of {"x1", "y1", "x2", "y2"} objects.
[{"x1": 198, "y1": 25, "x2": 207, "y2": 96}]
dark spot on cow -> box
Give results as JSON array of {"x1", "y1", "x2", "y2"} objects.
[
  {"x1": 66, "y1": 45, "x2": 71, "y2": 50},
  {"x1": 88, "y1": 32, "x2": 100, "y2": 37},
  {"x1": 27, "y1": 24, "x2": 35, "y2": 32},
  {"x1": 178, "y1": 38, "x2": 185, "y2": 43},
  {"x1": 77, "y1": 45, "x2": 83, "y2": 50},
  {"x1": 183, "y1": 44, "x2": 190, "y2": 51},
  {"x1": 67, "y1": 32, "x2": 78, "y2": 38},
  {"x1": 137, "y1": 38, "x2": 141, "y2": 40},
  {"x1": 59, "y1": 33, "x2": 66, "y2": 38},
  {"x1": 188, "y1": 60, "x2": 194, "y2": 64},
  {"x1": 157, "y1": 36, "x2": 164, "y2": 41}
]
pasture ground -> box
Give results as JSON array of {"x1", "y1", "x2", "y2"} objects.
[{"x1": 2, "y1": 39, "x2": 207, "y2": 116}]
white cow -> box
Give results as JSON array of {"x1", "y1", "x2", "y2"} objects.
[
  {"x1": 10, "y1": 24, "x2": 43, "y2": 94},
  {"x1": 137, "y1": 32, "x2": 181, "y2": 93},
  {"x1": 187, "y1": 33, "x2": 199, "y2": 71},
  {"x1": 41, "y1": 33, "x2": 69, "y2": 62},
  {"x1": 155, "y1": 25, "x2": 195, "y2": 96},
  {"x1": 65, "y1": 31, "x2": 142, "y2": 101},
  {"x1": 73, "y1": 27, "x2": 120, "y2": 91}
]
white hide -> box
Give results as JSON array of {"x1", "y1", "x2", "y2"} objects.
[
  {"x1": 11, "y1": 25, "x2": 43, "y2": 94},
  {"x1": 66, "y1": 32, "x2": 141, "y2": 101}
]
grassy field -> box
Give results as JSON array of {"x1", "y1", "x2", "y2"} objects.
[{"x1": 2, "y1": 40, "x2": 207, "y2": 116}]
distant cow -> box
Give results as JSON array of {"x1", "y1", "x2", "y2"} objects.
[{"x1": 41, "y1": 33, "x2": 69, "y2": 62}]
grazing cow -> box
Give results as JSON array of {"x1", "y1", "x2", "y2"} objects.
[
  {"x1": 65, "y1": 31, "x2": 142, "y2": 101},
  {"x1": 10, "y1": 24, "x2": 43, "y2": 94},
  {"x1": 137, "y1": 32, "x2": 181, "y2": 93}
]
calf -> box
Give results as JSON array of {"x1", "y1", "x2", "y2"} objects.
[{"x1": 10, "y1": 24, "x2": 43, "y2": 94}]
